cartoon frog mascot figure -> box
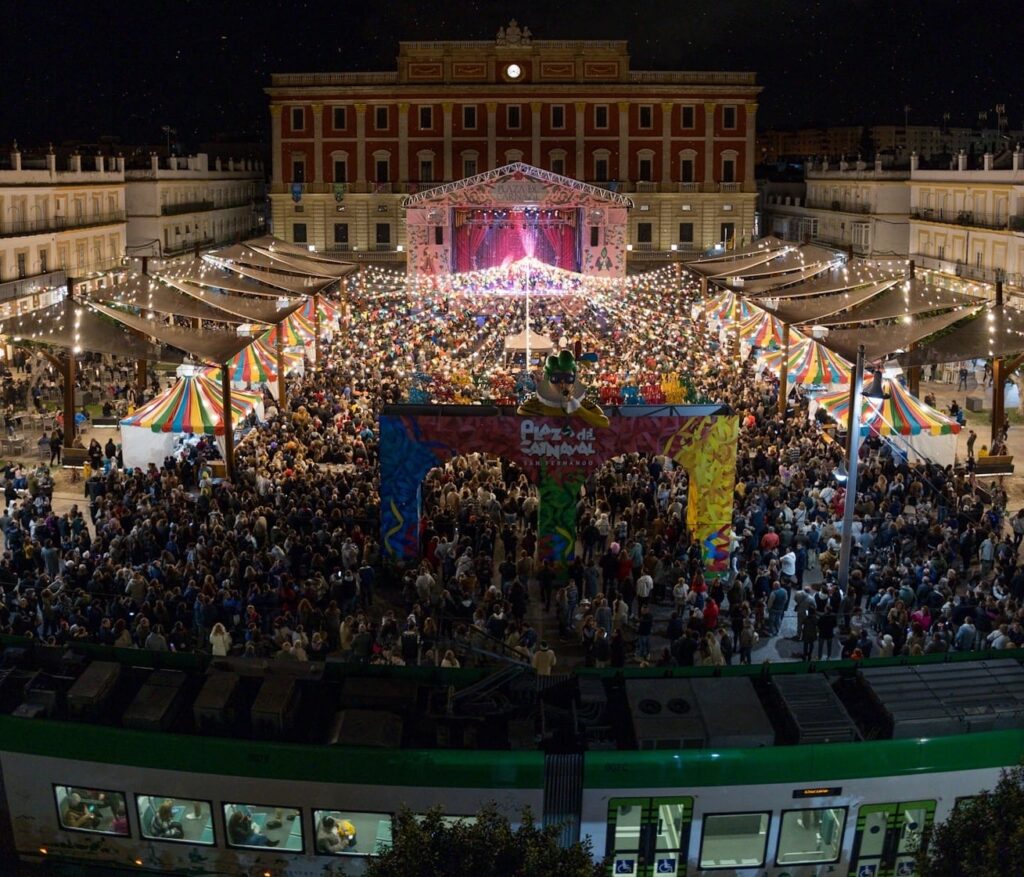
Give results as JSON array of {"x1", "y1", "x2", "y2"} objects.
[{"x1": 517, "y1": 349, "x2": 609, "y2": 429}]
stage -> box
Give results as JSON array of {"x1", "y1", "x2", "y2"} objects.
[{"x1": 402, "y1": 162, "x2": 633, "y2": 278}]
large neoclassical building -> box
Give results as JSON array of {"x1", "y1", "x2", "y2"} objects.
[{"x1": 266, "y1": 24, "x2": 761, "y2": 269}]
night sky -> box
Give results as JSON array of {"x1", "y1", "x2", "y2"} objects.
[{"x1": 1, "y1": 0, "x2": 1020, "y2": 148}]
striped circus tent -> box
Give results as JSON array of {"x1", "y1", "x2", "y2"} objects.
[
  {"x1": 812, "y1": 379, "x2": 960, "y2": 437},
  {"x1": 737, "y1": 311, "x2": 805, "y2": 349},
  {"x1": 705, "y1": 291, "x2": 760, "y2": 325},
  {"x1": 264, "y1": 309, "x2": 316, "y2": 347},
  {"x1": 761, "y1": 337, "x2": 852, "y2": 385},
  {"x1": 204, "y1": 339, "x2": 278, "y2": 384},
  {"x1": 302, "y1": 295, "x2": 341, "y2": 324},
  {"x1": 809, "y1": 379, "x2": 960, "y2": 466},
  {"x1": 122, "y1": 374, "x2": 259, "y2": 435}
]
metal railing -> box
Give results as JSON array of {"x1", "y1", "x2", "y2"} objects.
[
  {"x1": 0, "y1": 269, "x2": 66, "y2": 303},
  {"x1": 719, "y1": 182, "x2": 742, "y2": 192},
  {"x1": 912, "y1": 253, "x2": 1024, "y2": 288},
  {"x1": 161, "y1": 198, "x2": 254, "y2": 215},
  {"x1": 911, "y1": 209, "x2": 1013, "y2": 231},
  {"x1": 634, "y1": 181, "x2": 658, "y2": 193},
  {"x1": 0, "y1": 210, "x2": 126, "y2": 238},
  {"x1": 678, "y1": 182, "x2": 701, "y2": 192},
  {"x1": 803, "y1": 200, "x2": 872, "y2": 214}
]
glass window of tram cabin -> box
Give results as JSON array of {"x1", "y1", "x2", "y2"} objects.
[
  {"x1": 54, "y1": 785, "x2": 130, "y2": 836},
  {"x1": 775, "y1": 807, "x2": 846, "y2": 865},
  {"x1": 314, "y1": 809, "x2": 394, "y2": 855},
  {"x1": 699, "y1": 811, "x2": 770, "y2": 869},
  {"x1": 223, "y1": 802, "x2": 303, "y2": 851},
  {"x1": 136, "y1": 795, "x2": 215, "y2": 845}
]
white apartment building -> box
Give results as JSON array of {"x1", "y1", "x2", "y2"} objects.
[
  {"x1": 125, "y1": 153, "x2": 265, "y2": 259},
  {"x1": 761, "y1": 156, "x2": 911, "y2": 258},
  {"x1": 909, "y1": 147, "x2": 1024, "y2": 287},
  {"x1": 0, "y1": 145, "x2": 127, "y2": 315}
]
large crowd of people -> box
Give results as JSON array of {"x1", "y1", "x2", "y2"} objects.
[{"x1": 0, "y1": 260, "x2": 1020, "y2": 673}]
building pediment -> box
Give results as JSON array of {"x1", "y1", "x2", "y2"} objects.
[{"x1": 402, "y1": 163, "x2": 634, "y2": 209}]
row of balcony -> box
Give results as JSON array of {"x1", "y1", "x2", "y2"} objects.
[
  {"x1": 160, "y1": 198, "x2": 258, "y2": 216},
  {"x1": 804, "y1": 200, "x2": 873, "y2": 214},
  {"x1": 0, "y1": 210, "x2": 127, "y2": 239},
  {"x1": 912, "y1": 253, "x2": 1024, "y2": 288},
  {"x1": 0, "y1": 269, "x2": 67, "y2": 303},
  {"x1": 278, "y1": 180, "x2": 743, "y2": 196},
  {"x1": 911, "y1": 209, "x2": 1024, "y2": 232}
]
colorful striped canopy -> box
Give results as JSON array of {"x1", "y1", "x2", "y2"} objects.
[
  {"x1": 737, "y1": 311, "x2": 805, "y2": 349},
  {"x1": 301, "y1": 295, "x2": 341, "y2": 324},
  {"x1": 121, "y1": 374, "x2": 259, "y2": 435},
  {"x1": 264, "y1": 309, "x2": 316, "y2": 347},
  {"x1": 706, "y1": 291, "x2": 759, "y2": 325},
  {"x1": 762, "y1": 337, "x2": 852, "y2": 385},
  {"x1": 207, "y1": 338, "x2": 279, "y2": 384},
  {"x1": 814, "y1": 379, "x2": 961, "y2": 436}
]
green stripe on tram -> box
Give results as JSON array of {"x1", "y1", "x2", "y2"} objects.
[
  {"x1": 584, "y1": 729, "x2": 1024, "y2": 789},
  {"x1": 0, "y1": 716, "x2": 545, "y2": 790}
]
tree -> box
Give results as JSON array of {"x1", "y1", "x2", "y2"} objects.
[
  {"x1": 918, "y1": 766, "x2": 1024, "y2": 876},
  {"x1": 365, "y1": 803, "x2": 606, "y2": 877}
]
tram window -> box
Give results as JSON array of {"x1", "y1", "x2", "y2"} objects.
[
  {"x1": 223, "y1": 802, "x2": 303, "y2": 851},
  {"x1": 54, "y1": 785, "x2": 129, "y2": 836},
  {"x1": 776, "y1": 807, "x2": 846, "y2": 865},
  {"x1": 313, "y1": 809, "x2": 392, "y2": 856},
  {"x1": 136, "y1": 795, "x2": 214, "y2": 846},
  {"x1": 699, "y1": 812, "x2": 769, "y2": 869}
]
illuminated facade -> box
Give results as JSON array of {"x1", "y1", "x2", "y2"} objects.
[{"x1": 266, "y1": 25, "x2": 761, "y2": 265}]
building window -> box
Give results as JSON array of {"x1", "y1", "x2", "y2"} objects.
[
  {"x1": 292, "y1": 223, "x2": 307, "y2": 243},
  {"x1": 374, "y1": 106, "x2": 388, "y2": 130},
  {"x1": 291, "y1": 159, "x2": 305, "y2": 183},
  {"x1": 594, "y1": 157, "x2": 609, "y2": 182},
  {"x1": 681, "y1": 105, "x2": 695, "y2": 128},
  {"x1": 375, "y1": 223, "x2": 391, "y2": 245},
  {"x1": 55, "y1": 786, "x2": 130, "y2": 836},
  {"x1": 291, "y1": 107, "x2": 304, "y2": 131},
  {"x1": 507, "y1": 105, "x2": 521, "y2": 129},
  {"x1": 699, "y1": 812, "x2": 770, "y2": 869},
  {"x1": 39, "y1": 250, "x2": 47, "y2": 273},
  {"x1": 136, "y1": 796, "x2": 215, "y2": 846},
  {"x1": 937, "y1": 243, "x2": 945, "y2": 260},
  {"x1": 638, "y1": 157, "x2": 653, "y2": 182},
  {"x1": 313, "y1": 810, "x2": 392, "y2": 857},
  {"x1": 551, "y1": 105, "x2": 565, "y2": 129},
  {"x1": 639, "y1": 105, "x2": 653, "y2": 129},
  {"x1": 776, "y1": 808, "x2": 846, "y2": 866},
  {"x1": 375, "y1": 159, "x2": 389, "y2": 182},
  {"x1": 332, "y1": 106, "x2": 347, "y2": 129},
  {"x1": 419, "y1": 159, "x2": 434, "y2": 183},
  {"x1": 595, "y1": 105, "x2": 609, "y2": 129},
  {"x1": 551, "y1": 156, "x2": 565, "y2": 176},
  {"x1": 419, "y1": 106, "x2": 433, "y2": 130},
  {"x1": 463, "y1": 157, "x2": 478, "y2": 177},
  {"x1": 722, "y1": 159, "x2": 736, "y2": 183},
  {"x1": 463, "y1": 105, "x2": 477, "y2": 129},
  {"x1": 723, "y1": 105, "x2": 737, "y2": 130},
  {"x1": 720, "y1": 222, "x2": 735, "y2": 245},
  {"x1": 681, "y1": 157, "x2": 695, "y2": 182},
  {"x1": 16, "y1": 253, "x2": 26, "y2": 278},
  {"x1": 590, "y1": 226, "x2": 600, "y2": 247},
  {"x1": 333, "y1": 159, "x2": 348, "y2": 183},
  {"x1": 679, "y1": 222, "x2": 694, "y2": 243},
  {"x1": 224, "y1": 803, "x2": 303, "y2": 852},
  {"x1": 636, "y1": 223, "x2": 653, "y2": 244},
  {"x1": 333, "y1": 223, "x2": 349, "y2": 245},
  {"x1": 434, "y1": 226, "x2": 444, "y2": 245}
]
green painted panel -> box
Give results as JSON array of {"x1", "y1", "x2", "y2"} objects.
[
  {"x1": 584, "y1": 730, "x2": 1024, "y2": 789},
  {"x1": 0, "y1": 716, "x2": 545, "y2": 790}
]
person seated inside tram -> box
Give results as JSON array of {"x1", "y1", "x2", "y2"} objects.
[
  {"x1": 63, "y1": 792, "x2": 101, "y2": 830},
  {"x1": 228, "y1": 810, "x2": 278, "y2": 847},
  {"x1": 316, "y1": 814, "x2": 357, "y2": 853},
  {"x1": 151, "y1": 800, "x2": 184, "y2": 839}
]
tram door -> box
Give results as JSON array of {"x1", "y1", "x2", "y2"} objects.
[
  {"x1": 849, "y1": 800, "x2": 935, "y2": 877},
  {"x1": 607, "y1": 797, "x2": 692, "y2": 877}
]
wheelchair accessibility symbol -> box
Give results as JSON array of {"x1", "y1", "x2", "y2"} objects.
[
  {"x1": 896, "y1": 862, "x2": 915, "y2": 876},
  {"x1": 656, "y1": 858, "x2": 676, "y2": 873},
  {"x1": 614, "y1": 860, "x2": 635, "y2": 874},
  {"x1": 857, "y1": 866, "x2": 877, "y2": 877}
]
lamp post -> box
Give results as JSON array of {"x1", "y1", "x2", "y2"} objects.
[{"x1": 836, "y1": 345, "x2": 866, "y2": 596}]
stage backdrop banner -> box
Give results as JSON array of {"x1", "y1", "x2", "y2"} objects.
[{"x1": 380, "y1": 410, "x2": 738, "y2": 576}]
